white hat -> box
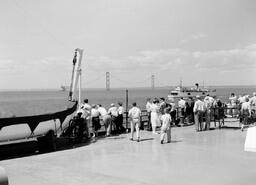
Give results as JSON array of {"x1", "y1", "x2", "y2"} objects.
[
  {"x1": 110, "y1": 103, "x2": 115, "y2": 107},
  {"x1": 196, "y1": 95, "x2": 200, "y2": 98}
]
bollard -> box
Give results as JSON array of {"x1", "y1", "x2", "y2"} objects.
[{"x1": 0, "y1": 167, "x2": 8, "y2": 185}]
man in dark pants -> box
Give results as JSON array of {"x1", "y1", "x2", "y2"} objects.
[
  {"x1": 146, "y1": 98, "x2": 152, "y2": 131},
  {"x1": 193, "y1": 95, "x2": 206, "y2": 131},
  {"x1": 117, "y1": 102, "x2": 126, "y2": 133}
]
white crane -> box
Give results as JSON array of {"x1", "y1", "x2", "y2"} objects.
[{"x1": 69, "y1": 48, "x2": 84, "y2": 108}]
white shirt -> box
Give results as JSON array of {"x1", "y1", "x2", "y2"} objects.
[
  {"x1": 150, "y1": 103, "x2": 160, "y2": 113},
  {"x1": 193, "y1": 100, "x2": 206, "y2": 113},
  {"x1": 98, "y1": 107, "x2": 107, "y2": 117},
  {"x1": 146, "y1": 102, "x2": 152, "y2": 112},
  {"x1": 170, "y1": 102, "x2": 176, "y2": 112},
  {"x1": 238, "y1": 96, "x2": 246, "y2": 104},
  {"x1": 178, "y1": 99, "x2": 186, "y2": 108},
  {"x1": 249, "y1": 96, "x2": 256, "y2": 107},
  {"x1": 108, "y1": 107, "x2": 118, "y2": 117},
  {"x1": 91, "y1": 108, "x2": 100, "y2": 117},
  {"x1": 161, "y1": 114, "x2": 172, "y2": 128},
  {"x1": 241, "y1": 102, "x2": 251, "y2": 112},
  {"x1": 204, "y1": 98, "x2": 212, "y2": 109},
  {"x1": 128, "y1": 107, "x2": 141, "y2": 119},
  {"x1": 118, "y1": 106, "x2": 124, "y2": 115}
]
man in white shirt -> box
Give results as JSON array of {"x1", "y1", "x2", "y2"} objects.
[
  {"x1": 91, "y1": 104, "x2": 101, "y2": 138},
  {"x1": 97, "y1": 104, "x2": 112, "y2": 136},
  {"x1": 204, "y1": 96, "x2": 213, "y2": 130},
  {"x1": 117, "y1": 102, "x2": 125, "y2": 133},
  {"x1": 160, "y1": 108, "x2": 172, "y2": 144},
  {"x1": 193, "y1": 95, "x2": 206, "y2": 131},
  {"x1": 128, "y1": 102, "x2": 141, "y2": 142}
]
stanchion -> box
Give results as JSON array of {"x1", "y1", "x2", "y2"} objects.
[
  {"x1": 0, "y1": 167, "x2": 8, "y2": 185},
  {"x1": 125, "y1": 89, "x2": 129, "y2": 132}
]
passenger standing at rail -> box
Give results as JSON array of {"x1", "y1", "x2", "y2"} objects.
[
  {"x1": 187, "y1": 97, "x2": 195, "y2": 124},
  {"x1": 108, "y1": 103, "x2": 118, "y2": 133},
  {"x1": 98, "y1": 104, "x2": 112, "y2": 136},
  {"x1": 91, "y1": 104, "x2": 101, "y2": 138},
  {"x1": 160, "y1": 108, "x2": 172, "y2": 144},
  {"x1": 128, "y1": 102, "x2": 141, "y2": 142},
  {"x1": 193, "y1": 95, "x2": 206, "y2": 132},
  {"x1": 117, "y1": 102, "x2": 125, "y2": 133},
  {"x1": 150, "y1": 99, "x2": 161, "y2": 134},
  {"x1": 241, "y1": 97, "x2": 252, "y2": 131},
  {"x1": 146, "y1": 98, "x2": 152, "y2": 131},
  {"x1": 178, "y1": 97, "x2": 186, "y2": 125},
  {"x1": 169, "y1": 98, "x2": 177, "y2": 126},
  {"x1": 159, "y1": 97, "x2": 167, "y2": 115},
  {"x1": 204, "y1": 96, "x2": 212, "y2": 130},
  {"x1": 249, "y1": 92, "x2": 256, "y2": 114},
  {"x1": 80, "y1": 99, "x2": 91, "y2": 138}
]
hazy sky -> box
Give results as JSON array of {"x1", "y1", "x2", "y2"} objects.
[{"x1": 1, "y1": 0, "x2": 256, "y2": 89}]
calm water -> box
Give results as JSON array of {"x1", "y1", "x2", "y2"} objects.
[{"x1": 0, "y1": 86, "x2": 256, "y2": 117}]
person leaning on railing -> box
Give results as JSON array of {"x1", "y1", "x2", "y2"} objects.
[{"x1": 240, "y1": 97, "x2": 252, "y2": 131}]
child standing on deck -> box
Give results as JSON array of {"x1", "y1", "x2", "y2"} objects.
[{"x1": 160, "y1": 108, "x2": 172, "y2": 144}]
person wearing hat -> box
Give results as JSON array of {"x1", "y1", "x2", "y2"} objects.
[{"x1": 193, "y1": 95, "x2": 206, "y2": 131}]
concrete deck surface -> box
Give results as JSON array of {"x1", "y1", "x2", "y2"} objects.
[{"x1": 0, "y1": 125, "x2": 255, "y2": 185}]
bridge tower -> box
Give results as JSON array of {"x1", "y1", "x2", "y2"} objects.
[
  {"x1": 106, "y1": 72, "x2": 110, "y2": 91},
  {"x1": 151, "y1": 74, "x2": 155, "y2": 90}
]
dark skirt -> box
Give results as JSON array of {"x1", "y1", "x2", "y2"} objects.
[{"x1": 92, "y1": 116, "x2": 101, "y2": 131}]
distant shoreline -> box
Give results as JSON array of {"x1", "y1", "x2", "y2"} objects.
[{"x1": 1, "y1": 85, "x2": 256, "y2": 92}]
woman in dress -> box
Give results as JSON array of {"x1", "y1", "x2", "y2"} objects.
[{"x1": 150, "y1": 99, "x2": 161, "y2": 134}]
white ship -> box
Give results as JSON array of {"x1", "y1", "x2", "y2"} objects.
[{"x1": 167, "y1": 83, "x2": 216, "y2": 100}]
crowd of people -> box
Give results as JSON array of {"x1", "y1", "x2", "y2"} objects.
[
  {"x1": 69, "y1": 92, "x2": 256, "y2": 144},
  {"x1": 70, "y1": 99, "x2": 126, "y2": 142},
  {"x1": 227, "y1": 92, "x2": 256, "y2": 131}
]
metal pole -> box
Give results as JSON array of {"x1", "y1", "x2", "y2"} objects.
[
  {"x1": 78, "y1": 69, "x2": 82, "y2": 108},
  {"x1": 126, "y1": 89, "x2": 129, "y2": 132}
]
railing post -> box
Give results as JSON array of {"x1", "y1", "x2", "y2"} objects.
[{"x1": 125, "y1": 89, "x2": 129, "y2": 132}]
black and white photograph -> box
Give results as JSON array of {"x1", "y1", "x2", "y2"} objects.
[{"x1": 0, "y1": 0, "x2": 256, "y2": 185}]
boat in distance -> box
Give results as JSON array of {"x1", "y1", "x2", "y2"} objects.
[{"x1": 167, "y1": 83, "x2": 216, "y2": 100}]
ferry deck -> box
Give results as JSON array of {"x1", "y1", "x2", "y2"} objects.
[{"x1": 0, "y1": 122, "x2": 255, "y2": 185}]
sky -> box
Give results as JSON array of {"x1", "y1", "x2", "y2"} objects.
[{"x1": 0, "y1": 0, "x2": 256, "y2": 89}]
